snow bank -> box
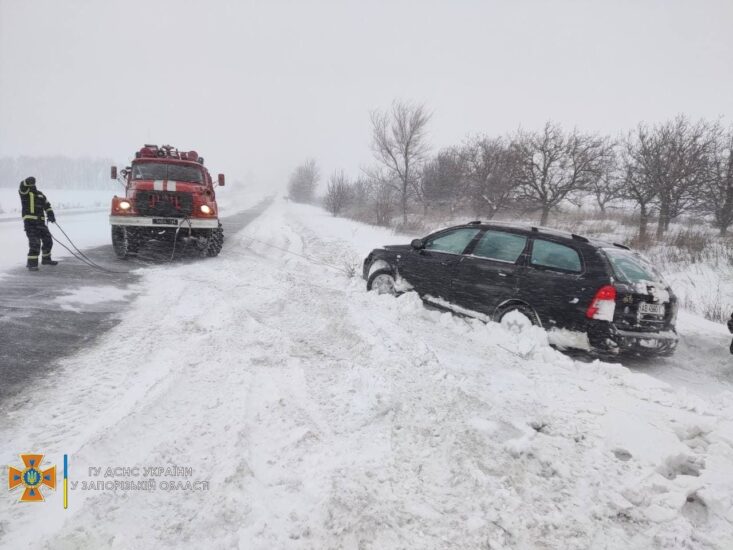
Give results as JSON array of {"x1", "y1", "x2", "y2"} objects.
[{"x1": 1, "y1": 198, "x2": 732, "y2": 549}]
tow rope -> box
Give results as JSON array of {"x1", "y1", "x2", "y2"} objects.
[
  {"x1": 49, "y1": 221, "x2": 128, "y2": 274},
  {"x1": 48, "y1": 217, "x2": 194, "y2": 274},
  {"x1": 244, "y1": 236, "x2": 354, "y2": 276}
]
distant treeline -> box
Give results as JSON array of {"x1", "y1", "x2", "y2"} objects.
[
  {"x1": 0, "y1": 156, "x2": 117, "y2": 190},
  {"x1": 289, "y1": 102, "x2": 733, "y2": 238}
]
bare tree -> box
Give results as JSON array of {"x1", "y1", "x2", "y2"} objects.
[
  {"x1": 588, "y1": 144, "x2": 625, "y2": 212},
  {"x1": 362, "y1": 175, "x2": 397, "y2": 226},
  {"x1": 624, "y1": 117, "x2": 716, "y2": 238},
  {"x1": 702, "y1": 127, "x2": 733, "y2": 235},
  {"x1": 421, "y1": 148, "x2": 469, "y2": 214},
  {"x1": 323, "y1": 170, "x2": 352, "y2": 216},
  {"x1": 460, "y1": 136, "x2": 518, "y2": 218},
  {"x1": 512, "y1": 122, "x2": 610, "y2": 225},
  {"x1": 620, "y1": 150, "x2": 656, "y2": 243},
  {"x1": 621, "y1": 128, "x2": 659, "y2": 242},
  {"x1": 288, "y1": 158, "x2": 320, "y2": 204},
  {"x1": 370, "y1": 100, "x2": 432, "y2": 225}
]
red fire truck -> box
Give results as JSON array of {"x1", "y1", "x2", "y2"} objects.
[{"x1": 110, "y1": 145, "x2": 225, "y2": 258}]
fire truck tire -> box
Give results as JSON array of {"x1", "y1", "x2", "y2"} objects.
[
  {"x1": 111, "y1": 226, "x2": 140, "y2": 259},
  {"x1": 205, "y1": 222, "x2": 224, "y2": 257}
]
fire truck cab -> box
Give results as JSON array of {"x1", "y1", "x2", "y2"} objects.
[{"x1": 110, "y1": 144, "x2": 225, "y2": 258}]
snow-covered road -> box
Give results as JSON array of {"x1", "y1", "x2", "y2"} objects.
[{"x1": 1, "y1": 199, "x2": 732, "y2": 549}]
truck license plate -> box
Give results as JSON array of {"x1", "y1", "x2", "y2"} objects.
[
  {"x1": 152, "y1": 218, "x2": 177, "y2": 225},
  {"x1": 639, "y1": 302, "x2": 665, "y2": 316}
]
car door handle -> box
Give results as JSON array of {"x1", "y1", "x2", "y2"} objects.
[{"x1": 498, "y1": 272, "x2": 507, "y2": 277}]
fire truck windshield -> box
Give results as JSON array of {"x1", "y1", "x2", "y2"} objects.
[{"x1": 132, "y1": 163, "x2": 204, "y2": 184}]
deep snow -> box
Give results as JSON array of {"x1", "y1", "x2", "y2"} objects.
[{"x1": 1, "y1": 199, "x2": 732, "y2": 549}]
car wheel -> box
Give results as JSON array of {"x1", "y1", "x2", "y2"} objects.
[
  {"x1": 496, "y1": 304, "x2": 540, "y2": 333},
  {"x1": 367, "y1": 269, "x2": 398, "y2": 296}
]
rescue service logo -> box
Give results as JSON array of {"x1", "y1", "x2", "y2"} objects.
[{"x1": 7, "y1": 453, "x2": 57, "y2": 502}]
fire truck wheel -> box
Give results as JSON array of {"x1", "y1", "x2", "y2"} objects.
[
  {"x1": 205, "y1": 222, "x2": 224, "y2": 257},
  {"x1": 111, "y1": 226, "x2": 139, "y2": 259}
]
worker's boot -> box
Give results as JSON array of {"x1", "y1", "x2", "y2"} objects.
[
  {"x1": 41, "y1": 254, "x2": 58, "y2": 266},
  {"x1": 26, "y1": 257, "x2": 39, "y2": 271}
]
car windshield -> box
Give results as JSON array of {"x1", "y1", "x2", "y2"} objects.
[
  {"x1": 132, "y1": 163, "x2": 204, "y2": 184},
  {"x1": 604, "y1": 248, "x2": 665, "y2": 284}
]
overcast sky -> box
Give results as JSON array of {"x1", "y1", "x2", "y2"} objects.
[{"x1": 1, "y1": 0, "x2": 732, "y2": 188}]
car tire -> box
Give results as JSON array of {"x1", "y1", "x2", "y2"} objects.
[
  {"x1": 496, "y1": 303, "x2": 540, "y2": 333},
  {"x1": 367, "y1": 269, "x2": 398, "y2": 296}
]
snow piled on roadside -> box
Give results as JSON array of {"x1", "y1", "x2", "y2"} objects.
[{"x1": 1, "y1": 199, "x2": 733, "y2": 549}]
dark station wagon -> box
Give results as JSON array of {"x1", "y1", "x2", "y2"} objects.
[{"x1": 363, "y1": 221, "x2": 679, "y2": 357}]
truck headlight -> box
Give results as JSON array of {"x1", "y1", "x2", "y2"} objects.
[
  {"x1": 200, "y1": 205, "x2": 212, "y2": 214},
  {"x1": 119, "y1": 200, "x2": 131, "y2": 210}
]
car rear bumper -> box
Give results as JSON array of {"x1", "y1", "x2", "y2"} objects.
[
  {"x1": 109, "y1": 216, "x2": 219, "y2": 229},
  {"x1": 588, "y1": 323, "x2": 678, "y2": 355}
]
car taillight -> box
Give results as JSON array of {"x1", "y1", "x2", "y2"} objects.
[{"x1": 586, "y1": 285, "x2": 617, "y2": 321}]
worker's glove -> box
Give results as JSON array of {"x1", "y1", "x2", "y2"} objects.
[{"x1": 46, "y1": 211, "x2": 56, "y2": 223}]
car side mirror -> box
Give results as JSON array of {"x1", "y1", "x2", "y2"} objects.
[
  {"x1": 411, "y1": 238, "x2": 424, "y2": 250},
  {"x1": 217, "y1": 173, "x2": 226, "y2": 186},
  {"x1": 111, "y1": 166, "x2": 118, "y2": 180}
]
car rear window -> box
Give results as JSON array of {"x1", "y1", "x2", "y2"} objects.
[
  {"x1": 425, "y1": 228, "x2": 480, "y2": 254},
  {"x1": 472, "y1": 230, "x2": 527, "y2": 263},
  {"x1": 603, "y1": 248, "x2": 664, "y2": 284},
  {"x1": 530, "y1": 239, "x2": 582, "y2": 272}
]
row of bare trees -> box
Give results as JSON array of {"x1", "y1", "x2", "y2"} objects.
[
  {"x1": 0, "y1": 156, "x2": 117, "y2": 189},
  {"x1": 623, "y1": 117, "x2": 733, "y2": 239},
  {"x1": 310, "y1": 102, "x2": 733, "y2": 237}
]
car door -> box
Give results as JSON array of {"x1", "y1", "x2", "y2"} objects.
[
  {"x1": 517, "y1": 238, "x2": 587, "y2": 329},
  {"x1": 450, "y1": 230, "x2": 529, "y2": 317},
  {"x1": 398, "y1": 227, "x2": 480, "y2": 299}
]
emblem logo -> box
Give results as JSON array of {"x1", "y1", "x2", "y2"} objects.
[{"x1": 8, "y1": 453, "x2": 56, "y2": 502}]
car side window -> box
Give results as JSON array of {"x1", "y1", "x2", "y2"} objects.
[
  {"x1": 424, "y1": 228, "x2": 480, "y2": 254},
  {"x1": 472, "y1": 231, "x2": 527, "y2": 263},
  {"x1": 530, "y1": 239, "x2": 582, "y2": 272}
]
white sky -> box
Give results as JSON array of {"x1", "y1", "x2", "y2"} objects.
[{"x1": 1, "y1": 0, "x2": 732, "y2": 188}]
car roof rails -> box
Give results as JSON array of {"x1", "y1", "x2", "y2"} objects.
[
  {"x1": 613, "y1": 242, "x2": 631, "y2": 250},
  {"x1": 571, "y1": 233, "x2": 589, "y2": 243},
  {"x1": 468, "y1": 220, "x2": 482, "y2": 225}
]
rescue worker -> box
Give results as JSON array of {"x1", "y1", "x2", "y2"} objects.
[{"x1": 18, "y1": 176, "x2": 58, "y2": 271}]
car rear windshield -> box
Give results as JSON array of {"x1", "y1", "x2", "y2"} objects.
[
  {"x1": 132, "y1": 163, "x2": 204, "y2": 184},
  {"x1": 603, "y1": 248, "x2": 664, "y2": 284}
]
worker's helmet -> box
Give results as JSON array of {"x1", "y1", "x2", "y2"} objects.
[{"x1": 23, "y1": 176, "x2": 36, "y2": 187}]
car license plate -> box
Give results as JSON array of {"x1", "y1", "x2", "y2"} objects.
[
  {"x1": 639, "y1": 302, "x2": 665, "y2": 316},
  {"x1": 152, "y1": 218, "x2": 177, "y2": 225}
]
